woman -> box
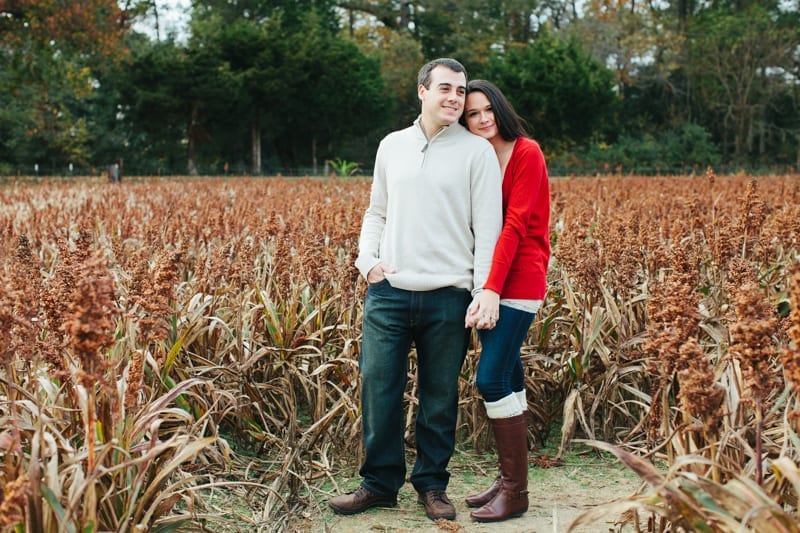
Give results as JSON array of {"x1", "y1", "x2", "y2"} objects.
[{"x1": 461, "y1": 80, "x2": 551, "y2": 523}]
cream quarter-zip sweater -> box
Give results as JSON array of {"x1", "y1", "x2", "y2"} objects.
[{"x1": 355, "y1": 117, "x2": 503, "y2": 293}]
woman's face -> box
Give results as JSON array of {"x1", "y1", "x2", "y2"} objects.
[{"x1": 464, "y1": 91, "x2": 498, "y2": 141}]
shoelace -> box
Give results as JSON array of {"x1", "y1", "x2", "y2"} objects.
[{"x1": 428, "y1": 490, "x2": 449, "y2": 503}]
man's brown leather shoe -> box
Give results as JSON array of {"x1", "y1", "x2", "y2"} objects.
[
  {"x1": 328, "y1": 486, "x2": 397, "y2": 515},
  {"x1": 417, "y1": 490, "x2": 456, "y2": 520}
]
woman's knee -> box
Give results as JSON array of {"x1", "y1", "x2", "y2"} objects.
[{"x1": 475, "y1": 375, "x2": 506, "y2": 402}]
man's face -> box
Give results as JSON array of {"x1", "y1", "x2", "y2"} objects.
[{"x1": 418, "y1": 66, "x2": 467, "y2": 131}]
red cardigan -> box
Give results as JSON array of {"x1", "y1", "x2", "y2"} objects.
[{"x1": 483, "y1": 137, "x2": 550, "y2": 300}]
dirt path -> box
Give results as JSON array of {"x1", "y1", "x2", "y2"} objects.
[{"x1": 304, "y1": 456, "x2": 642, "y2": 532}]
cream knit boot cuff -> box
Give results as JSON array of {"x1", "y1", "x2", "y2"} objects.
[
  {"x1": 485, "y1": 393, "x2": 524, "y2": 419},
  {"x1": 515, "y1": 389, "x2": 527, "y2": 412}
]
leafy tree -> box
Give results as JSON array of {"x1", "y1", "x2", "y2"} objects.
[
  {"x1": 342, "y1": 1, "x2": 585, "y2": 135},
  {"x1": 171, "y1": 0, "x2": 390, "y2": 173},
  {"x1": 112, "y1": 40, "x2": 190, "y2": 174},
  {"x1": 484, "y1": 33, "x2": 617, "y2": 153},
  {"x1": 275, "y1": 14, "x2": 390, "y2": 173},
  {"x1": 688, "y1": 4, "x2": 799, "y2": 162},
  {"x1": 350, "y1": 23, "x2": 424, "y2": 129},
  {"x1": 339, "y1": 0, "x2": 581, "y2": 53},
  {"x1": 113, "y1": 35, "x2": 241, "y2": 175},
  {"x1": 554, "y1": 121, "x2": 720, "y2": 173},
  {"x1": 337, "y1": 0, "x2": 416, "y2": 34},
  {"x1": 189, "y1": 16, "x2": 293, "y2": 174},
  {"x1": 0, "y1": 0, "x2": 128, "y2": 59},
  {"x1": 0, "y1": 0, "x2": 130, "y2": 171},
  {"x1": 574, "y1": 1, "x2": 683, "y2": 97},
  {"x1": 1, "y1": 0, "x2": 798, "y2": 174},
  {"x1": 192, "y1": 0, "x2": 339, "y2": 29}
]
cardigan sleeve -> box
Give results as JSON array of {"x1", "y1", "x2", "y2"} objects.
[{"x1": 483, "y1": 138, "x2": 548, "y2": 294}]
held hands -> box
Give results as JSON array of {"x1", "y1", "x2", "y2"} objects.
[
  {"x1": 366, "y1": 263, "x2": 396, "y2": 283},
  {"x1": 465, "y1": 289, "x2": 500, "y2": 329}
]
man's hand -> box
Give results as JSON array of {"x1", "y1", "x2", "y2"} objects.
[
  {"x1": 367, "y1": 263, "x2": 396, "y2": 283},
  {"x1": 465, "y1": 289, "x2": 500, "y2": 329}
]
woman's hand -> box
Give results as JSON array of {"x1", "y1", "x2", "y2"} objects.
[{"x1": 465, "y1": 289, "x2": 500, "y2": 329}]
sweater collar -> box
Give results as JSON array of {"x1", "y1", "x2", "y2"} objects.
[{"x1": 414, "y1": 115, "x2": 457, "y2": 141}]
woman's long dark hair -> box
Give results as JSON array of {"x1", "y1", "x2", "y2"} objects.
[{"x1": 460, "y1": 79, "x2": 529, "y2": 142}]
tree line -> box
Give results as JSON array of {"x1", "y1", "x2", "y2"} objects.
[{"x1": 0, "y1": 0, "x2": 798, "y2": 176}]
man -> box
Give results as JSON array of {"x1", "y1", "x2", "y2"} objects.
[{"x1": 328, "y1": 58, "x2": 502, "y2": 521}]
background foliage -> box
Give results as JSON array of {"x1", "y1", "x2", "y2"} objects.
[{"x1": 0, "y1": 0, "x2": 798, "y2": 176}]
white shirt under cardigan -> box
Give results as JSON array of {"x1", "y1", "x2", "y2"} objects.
[{"x1": 356, "y1": 117, "x2": 503, "y2": 295}]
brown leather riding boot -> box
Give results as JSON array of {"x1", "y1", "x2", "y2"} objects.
[
  {"x1": 469, "y1": 414, "x2": 529, "y2": 522},
  {"x1": 465, "y1": 475, "x2": 501, "y2": 508}
]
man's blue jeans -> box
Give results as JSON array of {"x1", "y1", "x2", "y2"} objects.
[
  {"x1": 475, "y1": 304, "x2": 535, "y2": 402},
  {"x1": 358, "y1": 280, "x2": 471, "y2": 496}
]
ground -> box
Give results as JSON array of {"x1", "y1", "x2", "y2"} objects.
[{"x1": 289, "y1": 449, "x2": 643, "y2": 533}]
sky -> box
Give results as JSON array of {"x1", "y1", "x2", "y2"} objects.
[{"x1": 132, "y1": 0, "x2": 192, "y2": 41}]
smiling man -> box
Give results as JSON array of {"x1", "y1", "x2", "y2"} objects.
[{"x1": 328, "y1": 58, "x2": 503, "y2": 522}]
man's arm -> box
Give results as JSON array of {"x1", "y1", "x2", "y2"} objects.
[
  {"x1": 355, "y1": 142, "x2": 389, "y2": 280},
  {"x1": 470, "y1": 143, "x2": 503, "y2": 293}
]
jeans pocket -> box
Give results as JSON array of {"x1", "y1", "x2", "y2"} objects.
[{"x1": 367, "y1": 278, "x2": 391, "y2": 292}]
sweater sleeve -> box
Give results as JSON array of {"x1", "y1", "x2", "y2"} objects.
[
  {"x1": 355, "y1": 140, "x2": 388, "y2": 279},
  {"x1": 471, "y1": 143, "x2": 504, "y2": 294},
  {"x1": 483, "y1": 139, "x2": 547, "y2": 294}
]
